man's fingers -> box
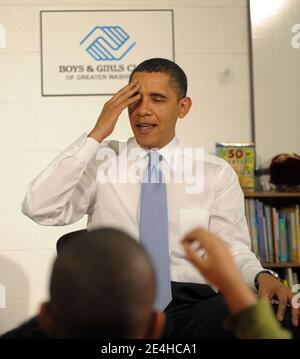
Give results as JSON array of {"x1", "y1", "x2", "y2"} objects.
[
  {"x1": 114, "y1": 78, "x2": 138, "y2": 96},
  {"x1": 123, "y1": 93, "x2": 141, "y2": 108},
  {"x1": 112, "y1": 79, "x2": 140, "y2": 102},
  {"x1": 276, "y1": 288, "x2": 288, "y2": 321},
  {"x1": 258, "y1": 287, "x2": 271, "y2": 300},
  {"x1": 102, "y1": 83, "x2": 140, "y2": 119},
  {"x1": 111, "y1": 82, "x2": 141, "y2": 109}
]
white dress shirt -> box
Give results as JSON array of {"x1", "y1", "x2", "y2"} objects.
[{"x1": 22, "y1": 134, "x2": 263, "y2": 289}]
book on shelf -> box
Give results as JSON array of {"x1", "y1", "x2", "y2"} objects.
[
  {"x1": 244, "y1": 198, "x2": 300, "y2": 264},
  {"x1": 282, "y1": 268, "x2": 299, "y2": 289},
  {"x1": 271, "y1": 207, "x2": 280, "y2": 263},
  {"x1": 284, "y1": 206, "x2": 300, "y2": 262},
  {"x1": 215, "y1": 142, "x2": 255, "y2": 191},
  {"x1": 278, "y1": 210, "x2": 288, "y2": 262}
]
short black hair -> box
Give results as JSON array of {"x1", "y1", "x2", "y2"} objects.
[
  {"x1": 129, "y1": 58, "x2": 187, "y2": 100},
  {"x1": 56, "y1": 229, "x2": 86, "y2": 254},
  {"x1": 50, "y1": 228, "x2": 155, "y2": 339}
]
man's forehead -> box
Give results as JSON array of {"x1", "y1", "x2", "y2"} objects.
[{"x1": 131, "y1": 72, "x2": 175, "y2": 93}]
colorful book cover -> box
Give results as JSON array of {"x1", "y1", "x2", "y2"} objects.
[
  {"x1": 284, "y1": 209, "x2": 297, "y2": 262},
  {"x1": 278, "y1": 211, "x2": 288, "y2": 262},
  {"x1": 264, "y1": 205, "x2": 274, "y2": 262},
  {"x1": 271, "y1": 207, "x2": 279, "y2": 263},
  {"x1": 249, "y1": 199, "x2": 259, "y2": 257},
  {"x1": 245, "y1": 199, "x2": 259, "y2": 256},
  {"x1": 284, "y1": 205, "x2": 300, "y2": 263},
  {"x1": 295, "y1": 205, "x2": 300, "y2": 262},
  {"x1": 286, "y1": 268, "x2": 294, "y2": 289},
  {"x1": 244, "y1": 199, "x2": 253, "y2": 246},
  {"x1": 215, "y1": 142, "x2": 255, "y2": 190},
  {"x1": 255, "y1": 200, "x2": 266, "y2": 261}
]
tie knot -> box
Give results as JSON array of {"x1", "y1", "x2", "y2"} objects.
[{"x1": 148, "y1": 151, "x2": 162, "y2": 167}]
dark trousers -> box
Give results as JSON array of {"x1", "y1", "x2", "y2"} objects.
[
  {"x1": 162, "y1": 282, "x2": 235, "y2": 339},
  {"x1": 162, "y1": 281, "x2": 300, "y2": 339}
]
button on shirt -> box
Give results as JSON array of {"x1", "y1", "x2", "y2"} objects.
[{"x1": 22, "y1": 134, "x2": 263, "y2": 289}]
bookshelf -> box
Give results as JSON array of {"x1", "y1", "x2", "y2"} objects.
[
  {"x1": 244, "y1": 191, "x2": 300, "y2": 198},
  {"x1": 243, "y1": 191, "x2": 300, "y2": 288},
  {"x1": 262, "y1": 262, "x2": 300, "y2": 269}
]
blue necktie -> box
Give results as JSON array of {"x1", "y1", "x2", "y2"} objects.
[{"x1": 140, "y1": 151, "x2": 172, "y2": 311}]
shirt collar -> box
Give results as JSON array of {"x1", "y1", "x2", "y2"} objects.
[{"x1": 128, "y1": 136, "x2": 181, "y2": 170}]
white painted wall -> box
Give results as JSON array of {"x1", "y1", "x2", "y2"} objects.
[
  {"x1": 0, "y1": 0, "x2": 251, "y2": 334},
  {"x1": 250, "y1": 0, "x2": 300, "y2": 168}
]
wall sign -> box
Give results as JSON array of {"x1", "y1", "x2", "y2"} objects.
[{"x1": 41, "y1": 10, "x2": 174, "y2": 96}]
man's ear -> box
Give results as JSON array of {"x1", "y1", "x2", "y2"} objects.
[
  {"x1": 37, "y1": 302, "x2": 56, "y2": 337},
  {"x1": 143, "y1": 311, "x2": 166, "y2": 339},
  {"x1": 178, "y1": 96, "x2": 192, "y2": 119}
]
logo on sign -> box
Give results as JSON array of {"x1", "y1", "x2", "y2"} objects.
[
  {"x1": 292, "y1": 284, "x2": 300, "y2": 309},
  {"x1": 80, "y1": 26, "x2": 136, "y2": 61}
]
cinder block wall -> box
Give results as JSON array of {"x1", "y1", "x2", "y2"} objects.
[{"x1": 0, "y1": 0, "x2": 251, "y2": 333}]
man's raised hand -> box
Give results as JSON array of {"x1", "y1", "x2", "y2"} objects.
[{"x1": 88, "y1": 79, "x2": 141, "y2": 142}]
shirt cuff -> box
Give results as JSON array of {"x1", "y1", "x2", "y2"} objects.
[{"x1": 238, "y1": 259, "x2": 264, "y2": 291}]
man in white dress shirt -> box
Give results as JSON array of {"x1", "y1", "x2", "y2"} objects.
[{"x1": 22, "y1": 58, "x2": 299, "y2": 337}]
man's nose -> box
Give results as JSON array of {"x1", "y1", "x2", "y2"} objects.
[{"x1": 136, "y1": 97, "x2": 152, "y2": 116}]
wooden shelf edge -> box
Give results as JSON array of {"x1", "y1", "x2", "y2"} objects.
[
  {"x1": 243, "y1": 191, "x2": 300, "y2": 198},
  {"x1": 261, "y1": 262, "x2": 300, "y2": 268}
]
